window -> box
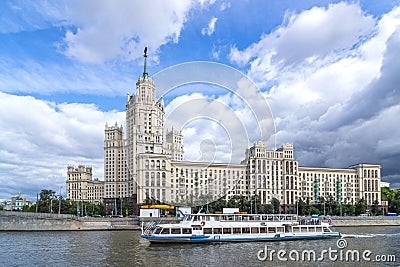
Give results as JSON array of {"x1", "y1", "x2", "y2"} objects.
[
  {"x1": 233, "y1": 228, "x2": 241, "y2": 234},
  {"x1": 242, "y1": 227, "x2": 250, "y2": 234},
  {"x1": 251, "y1": 227, "x2": 259, "y2": 234},
  {"x1": 161, "y1": 228, "x2": 170, "y2": 235},
  {"x1": 223, "y1": 228, "x2": 232, "y2": 234},
  {"x1": 203, "y1": 228, "x2": 212, "y2": 234},
  {"x1": 213, "y1": 228, "x2": 222, "y2": 234},
  {"x1": 182, "y1": 228, "x2": 192, "y2": 234},
  {"x1": 171, "y1": 228, "x2": 181, "y2": 234}
]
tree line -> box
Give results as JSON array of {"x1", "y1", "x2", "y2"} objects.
[{"x1": 8, "y1": 187, "x2": 400, "y2": 216}]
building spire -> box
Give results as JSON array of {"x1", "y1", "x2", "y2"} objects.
[{"x1": 143, "y1": 47, "x2": 148, "y2": 78}]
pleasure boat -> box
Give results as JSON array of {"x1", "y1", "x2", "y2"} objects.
[{"x1": 140, "y1": 213, "x2": 341, "y2": 243}]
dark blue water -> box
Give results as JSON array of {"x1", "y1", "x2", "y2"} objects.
[{"x1": 0, "y1": 227, "x2": 399, "y2": 266}]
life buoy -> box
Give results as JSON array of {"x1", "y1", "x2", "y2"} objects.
[{"x1": 200, "y1": 221, "x2": 205, "y2": 226}]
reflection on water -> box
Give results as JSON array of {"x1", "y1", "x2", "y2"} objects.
[{"x1": 0, "y1": 226, "x2": 398, "y2": 267}]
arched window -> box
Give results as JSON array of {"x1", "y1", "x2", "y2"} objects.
[
  {"x1": 151, "y1": 172, "x2": 155, "y2": 186},
  {"x1": 156, "y1": 172, "x2": 161, "y2": 186},
  {"x1": 145, "y1": 172, "x2": 149, "y2": 186},
  {"x1": 156, "y1": 160, "x2": 160, "y2": 170},
  {"x1": 162, "y1": 172, "x2": 166, "y2": 186},
  {"x1": 162, "y1": 160, "x2": 166, "y2": 170}
]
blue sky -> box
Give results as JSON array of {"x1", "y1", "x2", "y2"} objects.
[{"x1": 1, "y1": 0, "x2": 400, "y2": 201}]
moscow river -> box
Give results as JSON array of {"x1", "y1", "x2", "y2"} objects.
[{"x1": 0, "y1": 226, "x2": 399, "y2": 267}]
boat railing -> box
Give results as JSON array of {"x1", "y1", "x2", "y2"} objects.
[{"x1": 183, "y1": 213, "x2": 298, "y2": 223}]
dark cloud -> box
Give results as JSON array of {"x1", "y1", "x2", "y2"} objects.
[{"x1": 319, "y1": 29, "x2": 400, "y2": 131}]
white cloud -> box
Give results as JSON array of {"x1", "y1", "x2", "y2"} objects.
[
  {"x1": 0, "y1": 92, "x2": 124, "y2": 200},
  {"x1": 59, "y1": 0, "x2": 214, "y2": 63},
  {"x1": 229, "y1": 3, "x2": 400, "y2": 186},
  {"x1": 220, "y1": 2, "x2": 231, "y2": 11},
  {"x1": 201, "y1": 17, "x2": 218, "y2": 36},
  {"x1": 229, "y1": 2, "x2": 375, "y2": 80}
]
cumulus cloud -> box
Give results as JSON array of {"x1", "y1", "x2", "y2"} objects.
[
  {"x1": 229, "y1": 2, "x2": 375, "y2": 82},
  {"x1": 164, "y1": 86, "x2": 274, "y2": 164},
  {"x1": 0, "y1": 92, "x2": 124, "y2": 201},
  {"x1": 201, "y1": 17, "x2": 218, "y2": 36},
  {"x1": 60, "y1": 0, "x2": 213, "y2": 63},
  {"x1": 229, "y1": 3, "x2": 400, "y2": 186}
]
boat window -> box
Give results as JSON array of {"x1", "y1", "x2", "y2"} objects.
[
  {"x1": 171, "y1": 228, "x2": 181, "y2": 234},
  {"x1": 261, "y1": 215, "x2": 268, "y2": 221},
  {"x1": 293, "y1": 227, "x2": 300, "y2": 233},
  {"x1": 213, "y1": 228, "x2": 222, "y2": 234},
  {"x1": 203, "y1": 228, "x2": 212, "y2": 234},
  {"x1": 223, "y1": 228, "x2": 232, "y2": 234},
  {"x1": 316, "y1": 227, "x2": 322, "y2": 232},
  {"x1": 251, "y1": 227, "x2": 259, "y2": 234},
  {"x1": 154, "y1": 227, "x2": 162, "y2": 234},
  {"x1": 260, "y1": 227, "x2": 267, "y2": 233},
  {"x1": 309, "y1": 227, "x2": 316, "y2": 232},
  {"x1": 242, "y1": 227, "x2": 250, "y2": 234},
  {"x1": 277, "y1": 227, "x2": 284, "y2": 232},
  {"x1": 182, "y1": 228, "x2": 192, "y2": 234},
  {"x1": 227, "y1": 216, "x2": 234, "y2": 221},
  {"x1": 323, "y1": 227, "x2": 330, "y2": 232},
  {"x1": 268, "y1": 227, "x2": 276, "y2": 233},
  {"x1": 193, "y1": 216, "x2": 199, "y2": 221},
  {"x1": 192, "y1": 226, "x2": 202, "y2": 231},
  {"x1": 233, "y1": 228, "x2": 241, "y2": 234},
  {"x1": 254, "y1": 216, "x2": 261, "y2": 221},
  {"x1": 161, "y1": 228, "x2": 170, "y2": 235}
]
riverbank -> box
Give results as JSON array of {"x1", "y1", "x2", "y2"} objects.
[
  {"x1": 330, "y1": 216, "x2": 400, "y2": 227},
  {"x1": 1, "y1": 211, "x2": 400, "y2": 231},
  {"x1": 0, "y1": 211, "x2": 140, "y2": 231}
]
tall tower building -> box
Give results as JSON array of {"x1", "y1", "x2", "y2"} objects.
[
  {"x1": 166, "y1": 128, "x2": 184, "y2": 161},
  {"x1": 125, "y1": 48, "x2": 165, "y2": 199},
  {"x1": 104, "y1": 122, "x2": 127, "y2": 198}
]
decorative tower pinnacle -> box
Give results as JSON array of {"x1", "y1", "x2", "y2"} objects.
[{"x1": 143, "y1": 47, "x2": 148, "y2": 78}]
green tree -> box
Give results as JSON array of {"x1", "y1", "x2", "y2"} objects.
[
  {"x1": 371, "y1": 200, "x2": 380, "y2": 215},
  {"x1": 271, "y1": 197, "x2": 280, "y2": 214},
  {"x1": 355, "y1": 198, "x2": 367, "y2": 215},
  {"x1": 382, "y1": 187, "x2": 400, "y2": 214}
]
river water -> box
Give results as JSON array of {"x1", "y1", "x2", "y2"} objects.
[{"x1": 0, "y1": 226, "x2": 399, "y2": 267}]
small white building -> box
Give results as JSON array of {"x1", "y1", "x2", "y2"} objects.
[
  {"x1": 223, "y1": 208, "x2": 239, "y2": 214},
  {"x1": 140, "y1": 208, "x2": 160, "y2": 217}
]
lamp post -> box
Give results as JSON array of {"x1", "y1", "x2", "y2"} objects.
[
  {"x1": 58, "y1": 186, "x2": 62, "y2": 215},
  {"x1": 36, "y1": 193, "x2": 39, "y2": 213}
]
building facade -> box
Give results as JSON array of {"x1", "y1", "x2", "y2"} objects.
[
  {"x1": 66, "y1": 50, "x2": 383, "y2": 212},
  {"x1": 66, "y1": 165, "x2": 104, "y2": 205}
]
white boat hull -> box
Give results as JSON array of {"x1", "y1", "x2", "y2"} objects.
[{"x1": 141, "y1": 232, "x2": 341, "y2": 243}]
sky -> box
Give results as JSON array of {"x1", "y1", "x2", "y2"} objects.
[{"x1": 1, "y1": 0, "x2": 400, "y2": 201}]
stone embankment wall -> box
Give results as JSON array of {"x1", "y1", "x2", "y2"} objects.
[
  {"x1": 331, "y1": 216, "x2": 400, "y2": 227},
  {"x1": 0, "y1": 211, "x2": 140, "y2": 231}
]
